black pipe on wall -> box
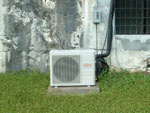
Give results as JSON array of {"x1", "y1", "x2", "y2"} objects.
[
  {"x1": 96, "y1": 0, "x2": 115, "y2": 76},
  {"x1": 96, "y1": 0, "x2": 115, "y2": 59}
]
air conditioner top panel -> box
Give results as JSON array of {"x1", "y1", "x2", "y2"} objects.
[{"x1": 50, "y1": 49, "x2": 95, "y2": 55}]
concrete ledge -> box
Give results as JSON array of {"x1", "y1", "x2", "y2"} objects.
[{"x1": 47, "y1": 84, "x2": 100, "y2": 95}]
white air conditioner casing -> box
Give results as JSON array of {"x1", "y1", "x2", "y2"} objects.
[{"x1": 50, "y1": 49, "x2": 95, "y2": 86}]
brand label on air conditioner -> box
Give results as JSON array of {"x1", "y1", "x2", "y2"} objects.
[{"x1": 83, "y1": 63, "x2": 92, "y2": 68}]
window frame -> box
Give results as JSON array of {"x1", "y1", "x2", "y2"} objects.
[{"x1": 115, "y1": 0, "x2": 150, "y2": 35}]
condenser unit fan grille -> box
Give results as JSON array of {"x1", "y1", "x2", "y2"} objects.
[{"x1": 52, "y1": 56, "x2": 80, "y2": 83}]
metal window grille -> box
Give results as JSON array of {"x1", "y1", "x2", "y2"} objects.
[{"x1": 115, "y1": 0, "x2": 150, "y2": 34}]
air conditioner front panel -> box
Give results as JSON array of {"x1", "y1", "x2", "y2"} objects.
[
  {"x1": 52, "y1": 55, "x2": 80, "y2": 84},
  {"x1": 50, "y1": 49, "x2": 95, "y2": 86}
]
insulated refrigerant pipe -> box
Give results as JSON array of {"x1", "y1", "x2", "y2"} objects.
[{"x1": 96, "y1": 0, "x2": 115, "y2": 59}]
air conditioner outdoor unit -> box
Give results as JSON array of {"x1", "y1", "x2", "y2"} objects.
[{"x1": 50, "y1": 49, "x2": 95, "y2": 87}]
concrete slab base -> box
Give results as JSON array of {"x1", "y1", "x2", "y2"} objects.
[{"x1": 47, "y1": 84, "x2": 100, "y2": 95}]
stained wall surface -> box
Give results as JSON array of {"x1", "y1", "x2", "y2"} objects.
[{"x1": 0, "y1": 0, "x2": 149, "y2": 72}]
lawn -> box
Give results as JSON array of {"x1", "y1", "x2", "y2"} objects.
[{"x1": 0, "y1": 70, "x2": 150, "y2": 113}]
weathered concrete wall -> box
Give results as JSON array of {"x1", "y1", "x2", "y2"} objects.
[
  {"x1": 0, "y1": 0, "x2": 7, "y2": 72},
  {"x1": 0, "y1": 0, "x2": 57, "y2": 72},
  {"x1": 0, "y1": 0, "x2": 150, "y2": 72},
  {"x1": 111, "y1": 35, "x2": 150, "y2": 71},
  {"x1": 0, "y1": 0, "x2": 82, "y2": 72},
  {"x1": 78, "y1": 0, "x2": 150, "y2": 72}
]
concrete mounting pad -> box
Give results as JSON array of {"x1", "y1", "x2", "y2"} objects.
[{"x1": 47, "y1": 84, "x2": 100, "y2": 95}]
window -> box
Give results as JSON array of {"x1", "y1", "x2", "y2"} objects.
[{"x1": 115, "y1": 0, "x2": 150, "y2": 34}]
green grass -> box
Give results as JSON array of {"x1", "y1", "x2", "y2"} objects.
[{"x1": 0, "y1": 70, "x2": 150, "y2": 113}]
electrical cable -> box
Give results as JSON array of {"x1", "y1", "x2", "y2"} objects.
[
  {"x1": 96, "y1": 0, "x2": 115, "y2": 59},
  {"x1": 96, "y1": 0, "x2": 115, "y2": 76},
  {"x1": 96, "y1": 24, "x2": 98, "y2": 54},
  {"x1": 95, "y1": 0, "x2": 99, "y2": 54}
]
